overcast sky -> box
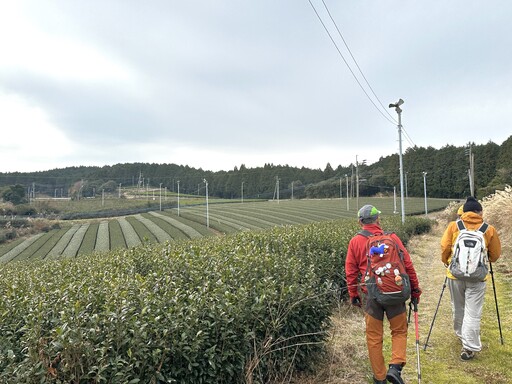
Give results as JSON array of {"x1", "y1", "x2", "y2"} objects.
[{"x1": 1, "y1": 1, "x2": 511, "y2": 173}]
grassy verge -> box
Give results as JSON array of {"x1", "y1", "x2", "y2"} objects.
[{"x1": 402, "y1": 223, "x2": 512, "y2": 384}]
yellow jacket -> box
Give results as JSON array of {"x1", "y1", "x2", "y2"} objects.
[{"x1": 441, "y1": 211, "x2": 501, "y2": 279}]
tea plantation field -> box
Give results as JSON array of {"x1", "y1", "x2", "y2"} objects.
[
  {"x1": 0, "y1": 214, "x2": 434, "y2": 383},
  {"x1": 0, "y1": 197, "x2": 452, "y2": 263},
  {"x1": 0, "y1": 196, "x2": 442, "y2": 382}
]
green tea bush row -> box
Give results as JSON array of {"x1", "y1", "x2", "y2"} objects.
[
  {"x1": 126, "y1": 216, "x2": 157, "y2": 243},
  {"x1": 78, "y1": 223, "x2": 99, "y2": 256},
  {"x1": 33, "y1": 228, "x2": 70, "y2": 261},
  {"x1": 58, "y1": 203, "x2": 177, "y2": 221},
  {"x1": 118, "y1": 217, "x2": 142, "y2": 248},
  {"x1": 62, "y1": 224, "x2": 90, "y2": 258},
  {"x1": 157, "y1": 212, "x2": 212, "y2": 238},
  {"x1": 46, "y1": 225, "x2": 81, "y2": 259},
  {"x1": 95, "y1": 221, "x2": 110, "y2": 252},
  {"x1": 150, "y1": 212, "x2": 203, "y2": 239},
  {"x1": 387, "y1": 216, "x2": 435, "y2": 245},
  {"x1": 0, "y1": 217, "x2": 431, "y2": 383},
  {"x1": 0, "y1": 233, "x2": 45, "y2": 263},
  {"x1": 144, "y1": 215, "x2": 188, "y2": 241},
  {"x1": 136, "y1": 214, "x2": 172, "y2": 243},
  {"x1": 108, "y1": 220, "x2": 126, "y2": 250}
]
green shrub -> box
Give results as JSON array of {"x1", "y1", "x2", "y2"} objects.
[
  {"x1": 0, "y1": 217, "x2": 431, "y2": 383},
  {"x1": 15, "y1": 205, "x2": 38, "y2": 216}
]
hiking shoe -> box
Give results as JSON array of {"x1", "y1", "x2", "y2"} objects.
[
  {"x1": 460, "y1": 349, "x2": 475, "y2": 361},
  {"x1": 373, "y1": 378, "x2": 387, "y2": 384},
  {"x1": 386, "y1": 364, "x2": 405, "y2": 384}
]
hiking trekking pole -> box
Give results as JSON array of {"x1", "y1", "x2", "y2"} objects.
[
  {"x1": 423, "y1": 276, "x2": 448, "y2": 351},
  {"x1": 488, "y1": 260, "x2": 504, "y2": 345},
  {"x1": 410, "y1": 299, "x2": 422, "y2": 384}
]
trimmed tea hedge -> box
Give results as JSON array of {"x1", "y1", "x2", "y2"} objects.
[{"x1": 0, "y1": 216, "x2": 431, "y2": 383}]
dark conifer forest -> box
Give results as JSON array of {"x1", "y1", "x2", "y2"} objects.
[{"x1": 1, "y1": 136, "x2": 511, "y2": 201}]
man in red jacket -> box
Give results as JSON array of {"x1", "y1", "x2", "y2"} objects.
[{"x1": 345, "y1": 205, "x2": 421, "y2": 384}]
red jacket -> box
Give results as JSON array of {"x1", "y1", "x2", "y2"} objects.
[{"x1": 345, "y1": 223, "x2": 420, "y2": 299}]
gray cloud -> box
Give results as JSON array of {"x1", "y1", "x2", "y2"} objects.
[{"x1": 1, "y1": 1, "x2": 511, "y2": 172}]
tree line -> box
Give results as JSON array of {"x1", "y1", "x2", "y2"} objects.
[{"x1": 1, "y1": 136, "x2": 511, "y2": 203}]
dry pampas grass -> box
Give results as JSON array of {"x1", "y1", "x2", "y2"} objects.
[{"x1": 482, "y1": 185, "x2": 512, "y2": 244}]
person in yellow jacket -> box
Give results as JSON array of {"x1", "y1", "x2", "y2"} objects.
[{"x1": 441, "y1": 196, "x2": 501, "y2": 360}]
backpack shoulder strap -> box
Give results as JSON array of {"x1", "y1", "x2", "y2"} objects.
[
  {"x1": 359, "y1": 230, "x2": 393, "y2": 238},
  {"x1": 358, "y1": 230, "x2": 373, "y2": 238},
  {"x1": 478, "y1": 222, "x2": 489, "y2": 234},
  {"x1": 456, "y1": 219, "x2": 488, "y2": 234}
]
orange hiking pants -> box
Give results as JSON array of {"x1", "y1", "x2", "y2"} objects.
[{"x1": 365, "y1": 299, "x2": 408, "y2": 381}]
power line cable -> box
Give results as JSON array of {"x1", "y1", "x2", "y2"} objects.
[
  {"x1": 307, "y1": 0, "x2": 396, "y2": 125},
  {"x1": 320, "y1": 0, "x2": 397, "y2": 124},
  {"x1": 401, "y1": 125, "x2": 416, "y2": 147},
  {"x1": 310, "y1": 0, "x2": 419, "y2": 149}
]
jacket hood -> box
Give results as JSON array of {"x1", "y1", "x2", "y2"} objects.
[{"x1": 460, "y1": 211, "x2": 484, "y2": 225}]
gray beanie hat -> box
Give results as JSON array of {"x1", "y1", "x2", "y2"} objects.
[{"x1": 358, "y1": 205, "x2": 381, "y2": 224}]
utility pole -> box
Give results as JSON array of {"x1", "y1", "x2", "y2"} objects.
[
  {"x1": 423, "y1": 172, "x2": 428, "y2": 216},
  {"x1": 393, "y1": 186, "x2": 397, "y2": 214},
  {"x1": 203, "y1": 179, "x2": 209, "y2": 228},
  {"x1": 471, "y1": 149, "x2": 475, "y2": 196},
  {"x1": 119, "y1": 183, "x2": 122, "y2": 198},
  {"x1": 277, "y1": 177, "x2": 280, "y2": 204},
  {"x1": 137, "y1": 172, "x2": 143, "y2": 199},
  {"x1": 345, "y1": 174, "x2": 349, "y2": 211},
  {"x1": 177, "y1": 180, "x2": 180, "y2": 216},
  {"x1": 356, "y1": 156, "x2": 360, "y2": 209},
  {"x1": 274, "y1": 176, "x2": 280, "y2": 204},
  {"x1": 405, "y1": 172, "x2": 408, "y2": 199},
  {"x1": 466, "y1": 145, "x2": 475, "y2": 196},
  {"x1": 389, "y1": 98, "x2": 406, "y2": 224},
  {"x1": 355, "y1": 155, "x2": 366, "y2": 210},
  {"x1": 78, "y1": 180, "x2": 83, "y2": 201},
  {"x1": 241, "y1": 181, "x2": 244, "y2": 203},
  {"x1": 350, "y1": 164, "x2": 354, "y2": 198},
  {"x1": 159, "y1": 183, "x2": 162, "y2": 211}
]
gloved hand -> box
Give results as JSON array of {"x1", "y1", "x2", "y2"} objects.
[
  {"x1": 351, "y1": 296, "x2": 362, "y2": 307},
  {"x1": 411, "y1": 287, "x2": 422, "y2": 304}
]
